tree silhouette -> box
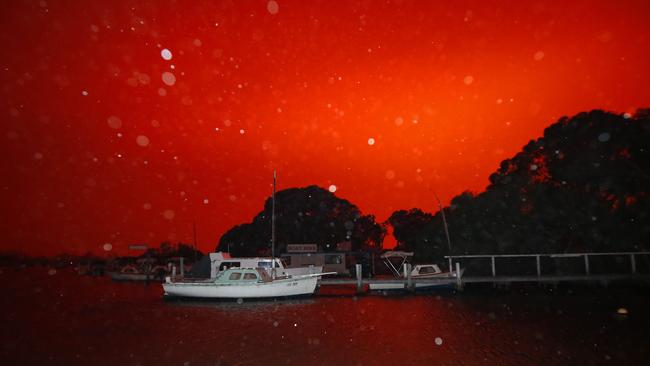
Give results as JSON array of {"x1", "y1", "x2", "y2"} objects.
[
  {"x1": 218, "y1": 185, "x2": 386, "y2": 256},
  {"x1": 389, "y1": 109, "x2": 650, "y2": 261}
]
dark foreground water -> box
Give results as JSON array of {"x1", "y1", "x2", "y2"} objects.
[{"x1": 1, "y1": 266, "x2": 648, "y2": 366}]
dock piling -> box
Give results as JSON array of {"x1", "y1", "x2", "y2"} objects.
[
  {"x1": 491, "y1": 256, "x2": 496, "y2": 277},
  {"x1": 355, "y1": 264, "x2": 363, "y2": 294},
  {"x1": 180, "y1": 257, "x2": 184, "y2": 277},
  {"x1": 404, "y1": 263, "x2": 415, "y2": 291},
  {"x1": 455, "y1": 262, "x2": 463, "y2": 290}
]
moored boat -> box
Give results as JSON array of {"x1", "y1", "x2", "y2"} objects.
[
  {"x1": 163, "y1": 267, "x2": 334, "y2": 299},
  {"x1": 107, "y1": 258, "x2": 170, "y2": 281},
  {"x1": 368, "y1": 251, "x2": 463, "y2": 291}
]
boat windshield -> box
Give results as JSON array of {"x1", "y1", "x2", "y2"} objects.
[{"x1": 256, "y1": 269, "x2": 273, "y2": 282}]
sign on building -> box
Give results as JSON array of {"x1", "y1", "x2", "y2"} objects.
[{"x1": 286, "y1": 244, "x2": 318, "y2": 253}]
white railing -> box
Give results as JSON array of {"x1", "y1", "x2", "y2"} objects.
[{"x1": 445, "y1": 252, "x2": 650, "y2": 277}]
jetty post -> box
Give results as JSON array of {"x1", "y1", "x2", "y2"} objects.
[
  {"x1": 491, "y1": 256, "x2": 496, "y2": 277},
  {"x1": 405, "y1": 263, "x2": 413, "y2": 291},
  {"x1": 455, "y1": 262, "x2": 463, "y2": 290},
  {"x1": 180, "y1": 257, "x2": 184, "y2": 277},
  {"x1": 172, "y1": 266, "x2": 176, "y2": 279},
  {"x1": 355, "y1": 264, "x2": 363, "y2": 294}
]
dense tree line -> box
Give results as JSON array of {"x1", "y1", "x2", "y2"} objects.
[
  {"x1": 141, "y1": 242, "x2": 204, "y2": 261},
  {"x1": 217, "y1": 185, "x2": 385, "y2": 256},
  {"x1": 389, "y1": 110, "x2": 650, "y2": 262}
]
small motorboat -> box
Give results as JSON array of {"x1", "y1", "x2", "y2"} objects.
[
  {"x1": 107, "y1": 258, "x2": 169, "y2": 281},
  {"x1": 369, "y1": 251, "x2": 463, "y2": 291}
]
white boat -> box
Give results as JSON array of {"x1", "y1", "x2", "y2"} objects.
[
  {"x1": 164, "y1": 172, "x2": 336, "y2": 299},
  {"x1": 163, "y1": 267, "x2": 333, "y2": 299},
  {"x1": 108, "y1": 268, "x2": 154, "y2": 281},
  {"x1": 368, "y1": 251, "x2": 463, "y2": 291},
  {"x1": 208, "y1": 252, "x2": 322, "y2": 279},
  {"x1": 107, "y1": 258, "x2": 169, "y2": 281}
]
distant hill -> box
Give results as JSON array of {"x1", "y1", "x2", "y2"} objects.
[{"x1": 388, "y1": 109, "x2": 650, "y2": 261}]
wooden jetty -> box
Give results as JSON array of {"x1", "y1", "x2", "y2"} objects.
[{"x1": 318, "y1": 252, "x2": 650, "y2": 293}]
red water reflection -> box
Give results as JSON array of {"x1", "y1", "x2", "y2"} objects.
[{"x1": 1, "y1": 267, "x2": 648, "y2": 365}]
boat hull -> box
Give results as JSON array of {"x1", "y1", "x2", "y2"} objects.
[
  {"x1": 368, "y1": 282, "x2": 454, "y2": 291},
  {"x1": 368, "y1": 270, "x2": 462, "y2": 291},
  {"x1": 163, "y1": 276, "x2": 319, "y2": 299}
]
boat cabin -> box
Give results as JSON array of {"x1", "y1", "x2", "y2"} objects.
[
  {"x1": 411, "y1": 264, "x2": 443, "y2": 277},
  {"x1": 380, "y1": 251, "x2": 451, "y2": 278},
  {"x1": 215, "y1": 268, "x2": 272, "y2": 283},
  {"x1": 209, "y1": 252, "x2": 286, "y2": 278}
]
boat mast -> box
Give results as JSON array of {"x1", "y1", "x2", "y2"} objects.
[
  {"x1": 192, "y1": 221, "x2": 198, "y2": 263},
  {"x1": 433, "y1": 192, "x2": 453, "y2": 272},
  {"x1": 271, "y1": 170, "x2": 277, "y2": 279}
]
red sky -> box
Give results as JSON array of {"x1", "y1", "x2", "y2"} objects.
[{"x1": 1, "y1": 0, "x2": 649, "y2": 256}]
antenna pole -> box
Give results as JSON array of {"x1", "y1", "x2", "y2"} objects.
[{"x1": 434, "y1": 193, "x2": 452, "y2": 255}]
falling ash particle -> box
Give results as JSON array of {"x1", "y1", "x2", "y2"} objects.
[
  {"x1": 161, "y1": 72, "x2": 176, "y2": 86},
  {"x1": 107, "y1": 115, "x2": 122, "y2": 129},
  {"x1": 161, "y1": 48, "x2": 172, "y2": 61},
  {"x1": 163, "y1": 209, "x2": 175, "y2": 220},
  {"x1": 136, "y1": 135, "x2": 150, "y2": 147},
  {"x1": 267, "y1": 1, "x2": 279, "y2": 15},
  {"x1": 598, "y1": 132, "x2": 611, "y2": 142}
]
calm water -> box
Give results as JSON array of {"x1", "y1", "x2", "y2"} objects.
[{"x1": 1, "y1": 266, "x2": 648, "y2": 366}]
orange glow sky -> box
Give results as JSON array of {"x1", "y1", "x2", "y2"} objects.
[{"x1": 1, "y1": 0, "x2": 649, "y2": 256}]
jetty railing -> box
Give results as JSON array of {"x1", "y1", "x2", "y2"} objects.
[
  {"x1": 318, "y1": 253, "x2": 650, "y2": 293},
  {"x1": 445, "y1": 251, "x2": 650, "y2": 278}
]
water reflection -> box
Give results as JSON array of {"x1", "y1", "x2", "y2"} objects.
[
  {"x1": 163, "y1": 296, "x2": 316, "y2": 311},
  {"x1": 1, "y1": 267, "x2": 649, "y2": 365}
]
